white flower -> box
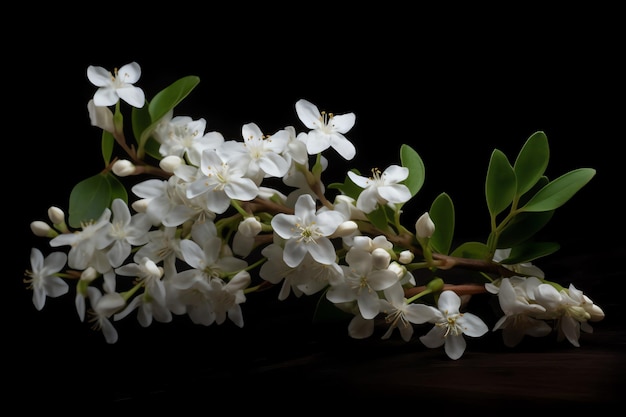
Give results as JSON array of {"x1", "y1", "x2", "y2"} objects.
[
  {"x1": 259, "y1": 242, "x2": 302, "y2": 300},
  {"x1": 206, "y1": 271, "x2": 251, "y2": 327},
  {"x1": 87, "y1": 62, "x2": 145, "y2": 108},
  {"x1": 293, "y1": 253, "x2": 344, "y2": 296},
  {"x1": 24, "y1": 248, "x2": 69, "y2": 311},
  {"x1": 152, "y1": 114, "x2": 224, "y2": 166},
  {"x1": 186, "y1": 149, "x2": 259, "y2": 214},
  {"x1": 113, "y1": 292, "x2": 172, "y2": 327},
  {"x1": 491, "y1": 277, "x2": 552, "y2": 347},
  {"x1": 179, "y1": 236, "x2": 248, "y2": 282},
  {"x1": 379, "y1": 283, "x2": 440, "y2": 342},
  {"x1": 217, "y1": 123, "x2": 290, "y2": 183},
  {"x1": 115, "y1": 257, "x2": 165, "y2": 305},
  {"x1": 295, "y1": 99, "x2": 356, "y2": 160},
  {"x1": 95, "y1": 198, "x2": 153, "y2": 268},
  {"x1": 493, "y1": 248, "x2": 545, "y2": 278},
  {"x1": 347, "y1": 165, "x2": 412, "y2": 213},
  {"x1": 271, "y1": 193, "x2": 344, "y2": 267},
  {"x1": 132, "y1": 175, "x2": 207, "y2": 228},
  {"x1": 419, "y1": 290, "x2": 489, "y2": 360},
  {"x1": 326, "y1": 248, "x2": 399, "y2": 319},
  {"x1": 282, "y1": 125, "x2": 308, "y2": 166},
  {"x1": 533, "y1": 283, "x2": 604, "y2": 347},
  {"x1": 49, "y1": 208, "x2": 112, "y2": 272},
  {"x1": 134, "y1": 226, "x2": 181, "y2": 279},
  {"x1": 86, "y1": 287, "x2": 126, "y2": 344}
]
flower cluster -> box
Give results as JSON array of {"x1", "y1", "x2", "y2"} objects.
[{"x1": 24, "y1": 62, "x2": 604, "y2": 359}]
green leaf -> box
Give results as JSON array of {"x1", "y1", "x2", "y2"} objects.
[
  {"x1": 131, "y1": 103, "x2": 154, "y2": 150},
  {"x1": 519, "y1": 176, "x2": 549, "y2": 206},
  {"x1": 450, "y1": 241, "x2": 489, "y2": 260},
  {"x1": 328, "y1": 169, "x2": 363, "y2": 200},
  {"x1": 142, "y1": 137, "x2": 163, "y2": 161},
  {"x1": 367, "y1": 204, "x2": 391, "y2": 231},
  {"x1": 68, "y1": 172, "x2": 128, "y2": 228},
  {"x1": 485, "y1": 149, "x2": 517, "y2": 217},
  {"x1": 520, "y1": 168, "x2": 596, "y2": 212},
  {"x1": 149, "y1": 75, "x2": 200, "y2": 124},
  {"x1": 429, "y1": 193, "x2": 455, "y2": 255},
  {"x1": 137, "y1": 75, "x2": 200, "y2": 158},
  {"x1": 514, "y1": 131, "x2": 550, "y2": 196},
  {"x1": 400, "y1": 144, "x2": 425, "y2": 197},
  {"x1": 498, "y1": 241, "x2": 560, "y2": 264},
  {"x1": 101, "y1": 130, "x2": 115, "y2": 166},
  {"x1": 497, "y1": 210, "x2": 555, "y2": 248}
]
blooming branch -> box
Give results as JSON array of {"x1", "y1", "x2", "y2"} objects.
[{"x1": 24, "y1": 62, "x2": 604, "y2": 360}]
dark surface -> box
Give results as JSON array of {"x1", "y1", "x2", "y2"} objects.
[
  {"x1": 7, "y1": 7, "x2": 625, "y2": 412},
  {"x1": 9, "y1": 244, "x2": 626, "y2": 411}
]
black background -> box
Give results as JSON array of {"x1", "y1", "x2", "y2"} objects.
[{"x1": 6, "y1": 5, "x2": 625, "y2": 411}]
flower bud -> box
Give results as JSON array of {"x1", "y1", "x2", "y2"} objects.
[
  {"x1": 131, "y1": 199, "x2": 149, "y2": 213},
  {"x1": 112, "y1": 160, "x2": 136, "y2": 177},
  {"x1": 47, "y1": 206, "x2": 65, "y2": 225},
  {"x1": 372, "y1": 247, "x2": 391, "y2": 269},
  {"x1": 351, "y1": 235, "x2": 373, "y2": 252},
  {"x1": 426, "y1": 277, "x2": 444, "y2": 292},
  {"x1": 30, "y1": 221, "x2": 57, "y2": 238},
  {"x1": 159, "y1": 155, "x2": 183, "y2": 173},
  {"x1": 387, "y1": 261, "x2": 407, "y2": 280},
  {"x1": 257, "y1": 186, "x2": 287, "y2": 203},
  {"x1": 87, "y1": 99, "x2": 115, "y2": 133},
  {"x1": 238, "y1": 217, "x2": 262, "y2": 238},
  {"x1": 94, "y1": 292, "x2": 126, "y2": 316},
  {"x1": 332, "y1": 220, "x2": 358, "y2": 238},
  {"x1": 415, "y1": 212, "x2": 435, "y2": 239},
  {"x1": 80, "y1": 267, "x2": 98, "y2": 283},
  {"x1": 398, "y1": 250, "x2": 414, "y2": 264}
]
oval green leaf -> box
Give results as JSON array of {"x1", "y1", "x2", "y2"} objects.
[
  {"x1": 137, "y1": 75, "x2": 200, "y2": 158},
  {"x1": 148, "y1": 75, "x2": 200, "y2": 124},
  {"x1": 101, "y1": 130, "x2": 115, "y2": 166},
  {"x1": 485, "y1": 149, "x2": 516, "y2": 217},
  {"x1": 400, "y1": 144, "x2": 425, "y2": 197},
  {"x1": 520, "y1": 168, "x2": 596, "y2": 212},
  {"x1": 68, "y1": 172, "x2": 128, "y2": 228},
  {"x1": 450, "y1": 241, "x2": 489, "y2": 260},
  {"x1": 514, "y1": 131, "x2": 549, "y2": 196},
  {"x1": 498, "y1": 241, "x2": 560, "y2": 265},
  {"x1": 429, "y1": 192, "x2": 455, "y2": 255},
  {"x1": 497, "y1": 210, "x2": 554, "y2": 248}
]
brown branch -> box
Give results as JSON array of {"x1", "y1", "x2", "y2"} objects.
[{"x1": 404, "y1": 283, "x2": 487, "y2": 298}]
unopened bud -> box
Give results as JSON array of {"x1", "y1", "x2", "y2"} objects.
[
  {"x1": 398, "y1": 250, "x2": 414, "y2": 264},
  {"x1": 30, "y1": 221, "x2": 58, "y2": 238},
  {"x1": 372, "y1": 247, "x2": 391, "y2": 269},
  {"x1": 426, "y1": 277, "x2": 444, "y2": 292},
  {"x1": 415, "y1": 212, "x2": 435, "y2": 239},
  {"x1": 332, "y1": 220, "x2": 358, "y2": 238},
  {"x1": 112, "y1": 160, "x2": 136, "y2": 177},
  {"x1": 238, "y1": 217, "x2": 262, "y2": 238},
  {"x1": 352, "y1": 235, "x2": 374, "y2": 252},
  {"x1": 47, "y1": 206, "x2": 65, "y2": 225},
  {"x1": 80, "y1": 267, "x2": 98, "y2": 283},
  {"x1": 131, "y1": 199, "x2": 149, "y2": 213},
  {"x1": 159, "y1": 155, "x2": 183, "y2": 173},
  {"x1": 87, "y1": 99, "x2": 115, "y2": 133},
  {"x1": 387, "y1": 261, "x2": 407, "y2": 280}
]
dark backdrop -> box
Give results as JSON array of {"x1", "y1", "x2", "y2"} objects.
[{"x1": 7, "y1": 6, "x2": 625, "y2": 411}]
